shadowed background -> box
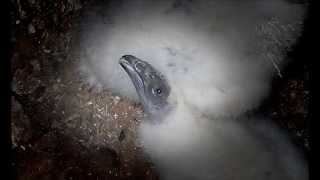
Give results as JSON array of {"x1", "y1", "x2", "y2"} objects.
[{"x1": 9, "y1": 0, "x2": 310, "y2": 179}]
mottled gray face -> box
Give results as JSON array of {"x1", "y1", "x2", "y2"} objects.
[{"x1": 119, "y1": 55, "x2": 171, "y2": 118}]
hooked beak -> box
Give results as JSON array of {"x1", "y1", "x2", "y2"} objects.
[{"x1": 119, "y1": 55, "x2": 145, "y2": 92}]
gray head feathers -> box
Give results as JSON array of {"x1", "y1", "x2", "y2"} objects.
[{"x1": 119, "y1": 55, "x2": 172, "y2": 121}]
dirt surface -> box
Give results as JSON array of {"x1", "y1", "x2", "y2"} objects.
[
  {"x1": 10, "y1": 0, "x2": 158, "y2": 179},
  {"x1": 9, "y1": 0, "x2": 309, "y2": 179}
]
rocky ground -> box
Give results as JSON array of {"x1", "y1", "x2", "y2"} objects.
[
  {"x1": 9, "y1": 0, "x2": 309, "y2": 179},
  {"x1": 10, "y1": 0, "x2": 158, "y2": 179}
]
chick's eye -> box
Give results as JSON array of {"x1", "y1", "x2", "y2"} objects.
[
  {"x1": 156, "y1": 88, "x2": 162, "y2": 94},
  {"x1": 153, "y1": 88, "x2": 162, "y2": 96}
]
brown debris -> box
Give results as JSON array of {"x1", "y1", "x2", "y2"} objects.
[{"x1": 11, "y1": 0, "x2": 158, "y2": 179}]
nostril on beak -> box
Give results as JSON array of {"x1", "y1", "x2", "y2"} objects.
[
  {"x1": 121, "y1": 55, "x2": 129, "y2": 59},
  {"x1": 134, "y1": 61, "x2": 146, "y2": 72},
  {"x1": 119, "y1": 57, "x2": 127, "y2": 64},
  {"x1": 120, "y1": 55, "x2": 136, "y2": 65}
]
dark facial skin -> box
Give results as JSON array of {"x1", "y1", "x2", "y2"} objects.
[{"x1": 119, "y1": 55, "x2": 171, "y2": 120}]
